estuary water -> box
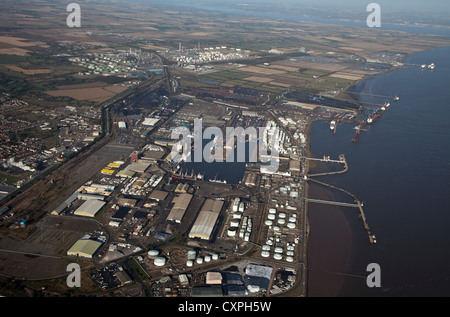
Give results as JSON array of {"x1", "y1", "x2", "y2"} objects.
[{"x1": 307, "y1": 45, "x2": 450, "y2": 296}]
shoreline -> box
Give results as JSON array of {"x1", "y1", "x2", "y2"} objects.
[
  {"x1": 304, "y1": 118, "x2": 353, "y2": 297},
  {"x1": 302, "y1": 59, "x2": 398, "y2": 296},
  {"x1": 302, "y1": 45, "x2": 443, "y2": 296}
]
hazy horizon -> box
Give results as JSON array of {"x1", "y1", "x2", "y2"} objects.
[{"x1": 135, "y1": 0, "x2": 450, "y2": 26}]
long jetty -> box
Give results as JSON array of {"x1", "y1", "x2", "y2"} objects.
[
  {"x1": 306, "y1": 154, "x2": 348, "y2": 177},
  {"x1": 306, "y1": 177, "x2": 376, "y2": 244}
]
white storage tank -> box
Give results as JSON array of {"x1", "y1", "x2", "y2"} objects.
[
  {"x1": 287, "y1": 222, "x2": 296, "y2": 229},
  {"x1": 230, "y1": 220, "x2": 240, "y2": 228},
  {"x1": 212, "y1": 253, "x2": 219, "y2": 260},
  {"x1": 154, "y1": 257, "x2": 166, "y2": 267},
  {"x1": 196, "y1": 257, "x2": 204, "y2": 264},
  {"x1": 186, "y1": 260, "x2": 193, "y2": 267},
  {"x1": 265, "y1": 219, "x2": 273, "y2": 226},
  {"x1": 262, "y1": 245, "x2": 271, "y2": 251},
  {"x1": 187, "y1": 250, "x2": 197, "y2": 260},
  {"x1": 227, "y1": 228, "x2": 237, "y2": 237},
  {"x1": 278, "y1": 212, "x2": 287, "y2": 219},
  {"x1": 268, "y1": 214, "x2": 276, "y2": 220},
  {"x1": 286, "y1": 256, "x2": 294, "y2": 262},
  {"x1": 274, "y1": 246, "x2": 283, "y2": 253},
  {"x1": 277, "y1": 218, "x2": 286, "y2": 225},
  {"x1": 273, "y1": 253, "x2": 282, "y2": 260},
  {"x1": 147, "y1": 250, "x2": 159, "y2": 258},
  {"x1": 269, "y1": 208, "x2": 277, "y2": 214},
  {"x1": 261, "y1": 250, "x2": 270, "y2": 258},
  {"x1": 204, "y1": 255, "x2": 211, "y2": 262}
]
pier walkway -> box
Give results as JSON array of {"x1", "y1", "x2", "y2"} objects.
[
  {"x1": 306, "y1": 198, "x2": 359, "y2": 208},
  {"x1": 306, "y1": 154, "x2": 348, "y2": 177},
  {"x1": 306, "y1": 176, "x2": 376, "y2": 244}
]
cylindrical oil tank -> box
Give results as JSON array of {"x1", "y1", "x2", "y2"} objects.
[
  {"x1": 287, "y1": 222, "x2": 296, "y2": 229},
  {"x1": 154, "y1": 257, "x2": 166, "y2": 267},
  {"x1": 273, "y1": 253, "x2": 282, "y2": 260},
  {"x1": 147, "y1": 250, "x2": 159, "y2": 258},
  {"x1": 274, "y1": 246, "x2": 283, "y2": 253},
  {"x1": 227, "y1": 228, "x2": 237, "y2": 237}
]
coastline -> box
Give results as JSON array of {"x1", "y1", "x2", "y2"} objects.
[
  {"x1": 303, "y1": 45, "x2": 448, "y2": 296},
  {"x1": 304, "y1": 119, "x2": 353, "y2": 297},
  {"x1": 302, "y1": 58, "x2": 401, "y2": 296}
]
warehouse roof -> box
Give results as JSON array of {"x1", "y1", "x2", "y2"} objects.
[
  {"x1": 149, "y1": 190, "x2": 168, "y2": 201},
  {"x1": 188, "y1": 199, "x2": 223, "y2": 240},
  {"x1": 167, "y1": 193, "x2": 193, "y2": 223},
  {"x1": 67, "y1": 239, "x2": 102, "y2": 258},
  {"x1": 116, "y1": 170, "x2": 135, "y2": 178},
  {"x1": 191, "y1": 285, "x2": 223, "y2": 297},
  {"x1": 74, "y1": 199, "x2": 106, "y2": 217},
  {"x1": 125, "y1": 161, "x2": 151, "y2": 173},
  {"x1": 206, "y1": 272, "x2": 223, "y2": 285}
]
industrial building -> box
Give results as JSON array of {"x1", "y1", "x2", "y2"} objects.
[
  {"x1": 141, "y1": 117, "x2": 160, "y2": 127},
  {"x1": 243, "y1": 172, "x2": 257, "y2": 187},
  {"x1": 188, "y1": 199, "x2": 224, "y2": 240},
  {"x1": 116, "y1": 169, "x2": 135, "y2": 178},
  {"x1": 191, "y1": 285, "x2": 223, "y2": 297},
  {"x1": 125, "y1": 161, "x2": 151, "y2": 174},
  {"x1": 244, "y1": 263, "x2": 273, "y2": 293},
  {"x1": 73, "y1": 199, "x2": 106, "y2": 217},
  {"x1": 206, "y1": 272, "x2": 222, "y2": 285},
  {"x1": 117, "y1": 197, "x2": 137, "y2": 207},
  {"x1": 51, "y1": 192, "x2": 79, "y2": 215},
  {"x1": 78, "y1": 193, "x2": 105, "y2": 201},
  {"x1": 289, "y1": 160, "x2": 301, "y2": 172},
  {"x1": 111, "y1": 206, "x2": 130, "y2": 221},
  {"x1": 167, "y1": 193, "x2": 193, "y2": 223},
  {"x1": 175, "y1": 183, "x2": 190, "y2": 193},
  {"x1": 114, "y1": 270, "x2": 132, "y2": 285},
  {"x1": 149, "y1": 190, "x2": 168, "y2": 202},
  {"x1": 67, "y1": 239, "x2": 103, "y2": 258},
  {"x1": 140, "y1": 149, "x2": 166, "y2": 162}
]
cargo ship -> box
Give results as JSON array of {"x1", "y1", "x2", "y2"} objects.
[
  {"x1": 330, "y1": 120, "x2": 336, "y2": 133},
  {"x1": 366, "y1": 106, "x2": 385, "y2": 124},
  {"x1": 428, "y1": 63, "x2": 435, "y2": 70}
]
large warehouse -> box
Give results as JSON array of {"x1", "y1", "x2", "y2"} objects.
[
  {"x1": 74, "y1": 199, "x2": 106, "y2": 218},
  {"x1": 67, "y1": 239, "x2": 103, "y2": 258},
  {"x1": 188, "y1": 199, "x2": 224, "y2": 240},
  {"x1": 167, "y1": 193, "x2": 193, "y2": 223}
]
